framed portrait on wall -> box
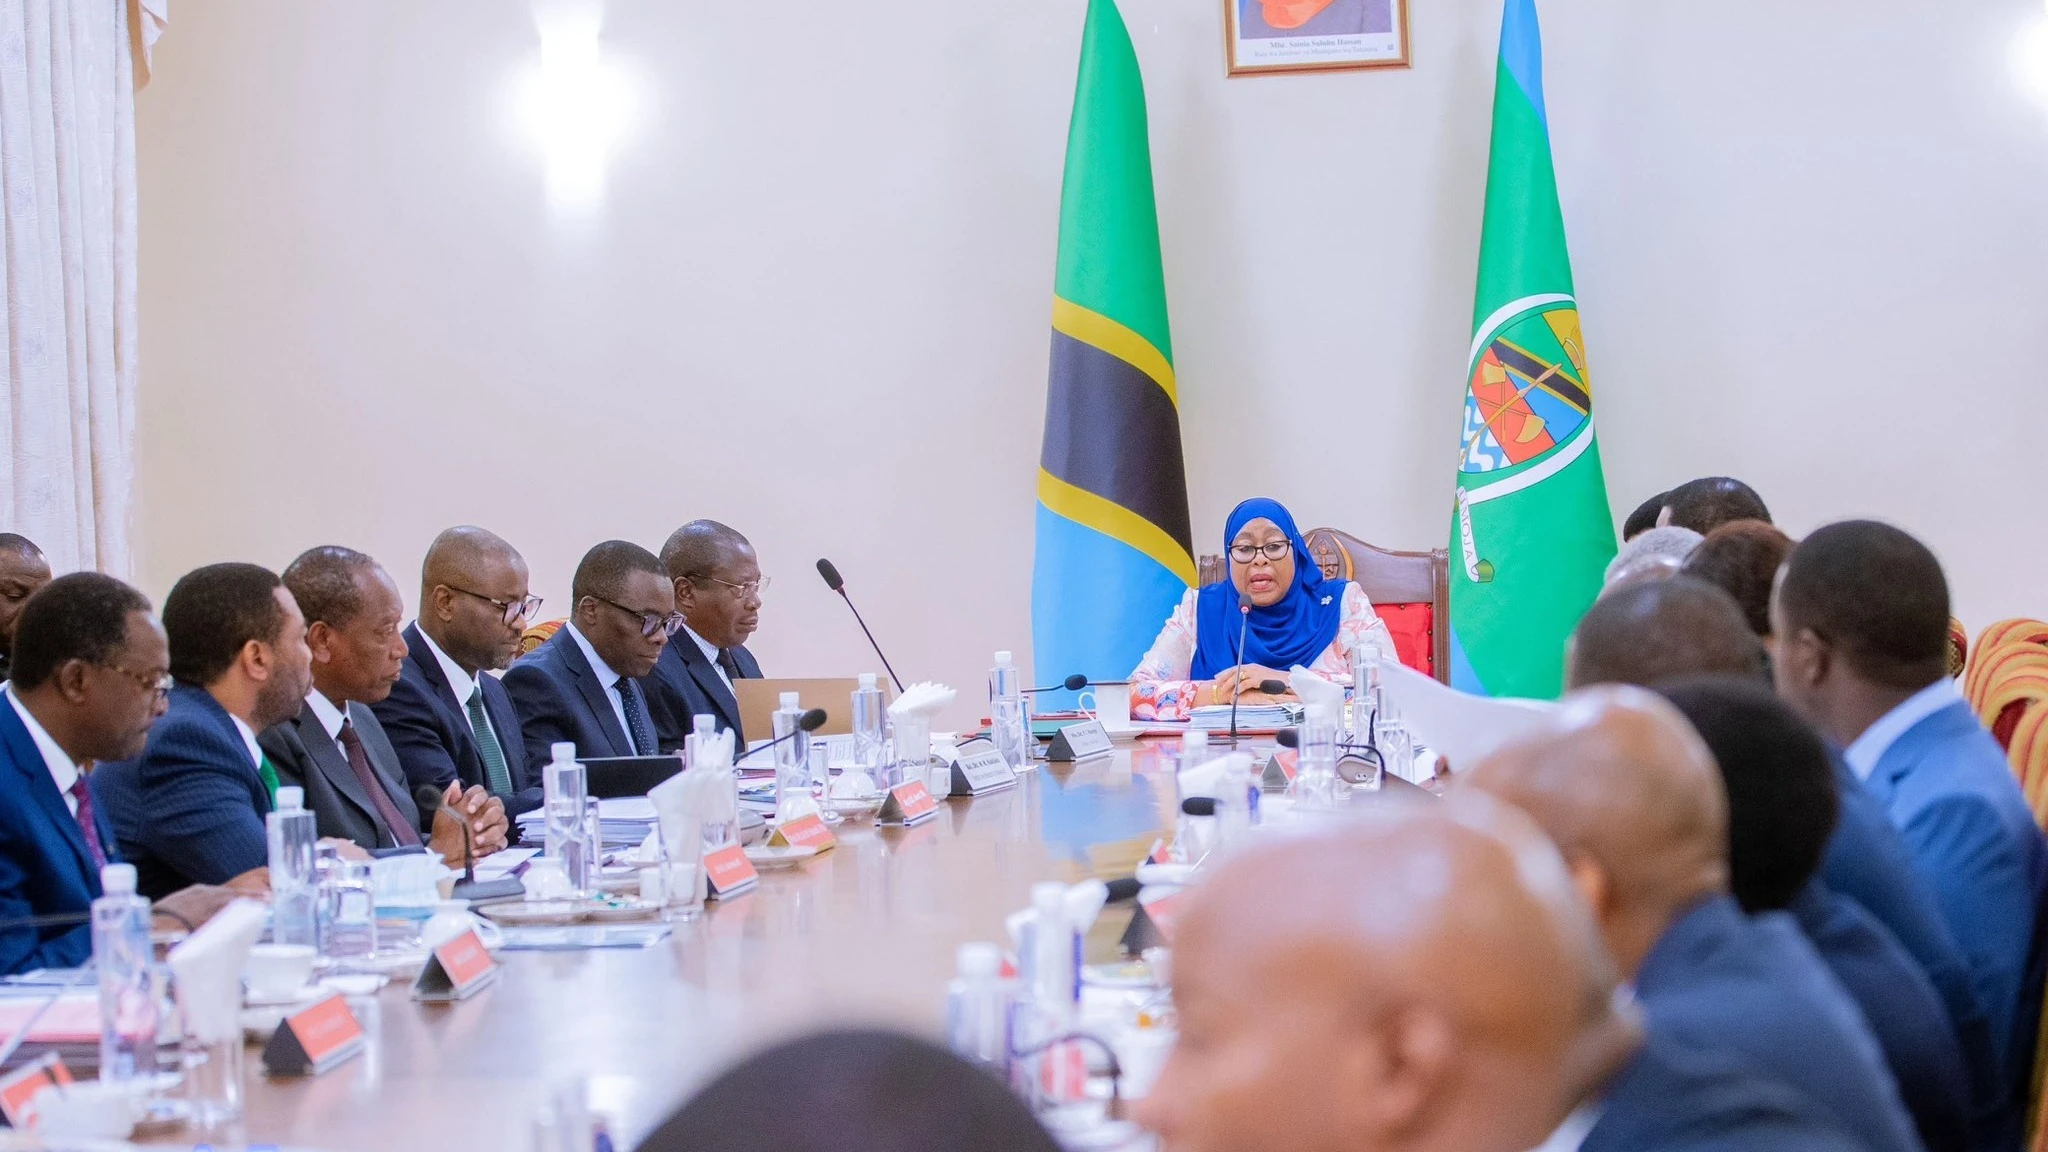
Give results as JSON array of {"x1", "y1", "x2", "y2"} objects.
[{"x1": 1225, "y1": 0, "x2": 1410, "y2": 76}]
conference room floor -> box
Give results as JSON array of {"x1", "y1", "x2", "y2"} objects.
[{"x1": 190, "y1": 744, "x2": 1193, "y2": 1150}]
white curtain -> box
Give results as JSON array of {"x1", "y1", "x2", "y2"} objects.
[{"x1": 0, "y1": 0, "x2": 143, "y2": 576}]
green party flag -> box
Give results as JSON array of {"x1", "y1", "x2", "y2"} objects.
[{"x1": 1447, "y1": 0, "x2": 1615, "y2": 699}]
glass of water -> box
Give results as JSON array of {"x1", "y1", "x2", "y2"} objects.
[{"x1": 320, "y1": 858, "x2": 376, "y2": 963}]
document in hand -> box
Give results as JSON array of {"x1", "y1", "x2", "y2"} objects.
[{"x1": 1377, "y1": 660, "x2": 1555, "y2": 770}]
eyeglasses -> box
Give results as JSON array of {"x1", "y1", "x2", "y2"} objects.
[
  {"x1": 100, "y1": 663, "x2": 173, "y2": 701},
  {"x1": 590, "y1": 595, "x2": 686, "y2": 639},
  {"x1": 1228, "y1": 541, "x2": 1293, "y2": 563},
  {"x1": 446, "y1": 585, "x2": 544, "y2": 627},
  {"x1": 691, "y1": 574, "x2": 770, "y2": 599}
]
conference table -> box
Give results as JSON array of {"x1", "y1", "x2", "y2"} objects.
[{"x1": 204, "y1": 740, "x2": 1202, "y2": 1151}]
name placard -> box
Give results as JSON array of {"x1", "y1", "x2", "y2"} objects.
[
  {"x1": 0, "y1": 1053, "x2": 72, "y2": 1126},
  {"x1": 878, "y1": 780, "x2": 940, "y2": 825},
  {"x1": 413, "y1": 928, "x2": 500, "y2": 1001},
  {"x1": 1117, "y1": 889, "x2": 1187, "y2": 956},
  {"x1": 1260, "y1": 749, "x2": 1298, "y2": 791},
  {"x1": 948, "y1": 736, "x2": 1019, "y2": 797},
  {"x1": 704, "y1": 843, "x2": 760, "y2": 898},
  {"x1": 769, "y1": 812, "x2": 837, "y2": 851},
  {"x1": 262, "y1": 993, "x2": 366, "y2": 1076},
  {"x1": 1045, "y1": 720, "x2": 1112, "y2": 762}
]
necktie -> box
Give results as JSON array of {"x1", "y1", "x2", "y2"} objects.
[
  {"x1": 257, "y1": 754, "x2": 281, "y2": 805},
  {"x1": 618, "y1": 678, "x2": 655, "y2": 756},
  {"x1": 465, "y1": 684, "x2": 514, "y2": 796},
  {"x1": 718, "y1": 648, "x2": 745, "y2": 682},
  {"x1": 338, "y1": 718, "x2": 422, "y2": 847},
  {"x1": 68, "y1": 778, "x2": 107, "y2": 872}
]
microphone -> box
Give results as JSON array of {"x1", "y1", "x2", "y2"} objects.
[
  {"x1": 1229, "y1": 594, "x2": 1253, "y2": 741},
  {"x1": 1027, "y1": 673, "x2": 1090, "y2": 694},
  {"x1": 1104, "y1": 876, "x2": 1144, "y2": 903},
  {"x1": 416, "y1": 785, "x2": 526, "y2": 904},
  {"x1": 1181, "y1": 796, "x2": 1218, "y2": 817},
  {"x1": 816, "y1": 559, "x2": 905, "y2": 694},
  {"x1": 740, "y1": 708, "x2": 828, "y2": 764}
]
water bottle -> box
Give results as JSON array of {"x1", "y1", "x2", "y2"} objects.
[
  {"x1": 321, "y1": 857, "x2": 376, "y2": 960},
  {"x1": 1292, "y1": 705, "x2": 1340, "y2": 810},
  {"x1": 988, "y1": 651, "x2": 1028, "y2": 771},
  {"x1": 544, "y1": 741, "x2": 592, "y2": 893},
  {"x1": 946, "y1": 942, "x2": 1012, "y2": 1073},
  {"x1": 266, "y1": 785, "x2": 318, "y2": 947},
  {"x1": 1374, "y1": 700, "x2": 1411, "y2": 787},
  {"x1": 771, "y1": 692, "x2": 809, "y2": 816},
  {"x1": 1351, "y1": 647, "x2": 1384, "y2": 736},
  {"x1": 93, "y1": 863, "x2": 156, "y2": 1082},
  {"x1": 686, "y1": 714, "x2": 717, "y2": 766},
  {"x1": 1015, "y1": 883, "x2": 1083, "y2": 1109},
  {"x1": 851, "y1": 674, "x2": 886, "y2": 776}
]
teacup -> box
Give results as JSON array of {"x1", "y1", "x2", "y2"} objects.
[
  {"x1": 244, "y1": 942, "x2": 316, "y2": 1001},
  {"x1": 1077, "y1": 681, "x2": 1135, "y2": 731}
]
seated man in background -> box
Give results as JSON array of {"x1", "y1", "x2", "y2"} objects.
[
  {"x1": 1620, "y1": 491, "x2": 1667, "y2": 542},
  {"x1": 0, "y1": 533, "x2": 53, "y2": 684},
  {"x1": 505, "y1": 540, "x2": 677, "y2": 771},
  {"x1": 1657, "y1": 475, "x2": 1771, "y2": 535},
  {"x1": 260, "y1": 547, "x2": 507, "y2": 863},
  {"x1": 1773, "y1": 520, "x2": 2048, "y2": 1135},
  {"x1": 95, "y1": 562, "x2": 320, "y2": 898},
  {"x1": 0, "y1": 574, "x2": 250, "y2": 974},
  {"x1": 1462, "y1": 688, "x2": 1922, "y2": 1152},
  {"x1": 1137, "y1": 802, "x2": 1866, "y2": 1152},
  {"x1": 649, "y1": 520, "x2": 765, "y2": 748},
  {"x1": 1660, "y1": 676, "x2": 1971, "y2": 1152},
  {"x1": 1568, "y1": 577, "x2": 1998, "y2": 1132},
  {"x1": 1601, "y1": 525, "x2": 1701, "y2": 592},
  {"x1": 371, "y1": 527, "x2": 541, "y2": 817}
]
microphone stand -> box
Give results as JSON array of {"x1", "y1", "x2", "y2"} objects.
[{"x1": 1228, "y1": 596, "x2": 1253, "y2": 743}]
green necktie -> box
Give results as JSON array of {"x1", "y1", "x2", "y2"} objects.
[
  {"x1": 466, "y1": 684, "x2": 514, "y2": 796},
  {"x1": 257, "y1": 754, "x2": 281, "y2": 806}
]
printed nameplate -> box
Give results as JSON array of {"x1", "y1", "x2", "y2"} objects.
[
  {"x1": 769, "y1": 812, "x2": 837, "y2": 851},
  {"x1": 949, "y1": 736, "x2": 1019, "y2": 797},
  {"x1": 1045, "y1": 720, "x2": 1113, "y2": 762},
  {"x1": 1118, "y1": 889, "x2": 1188, "y2": 956},
  {"x1": 704, "y1": 843, "x2": 759, "y2": 898},
  {"x1": 0, "y1": 1053, "x2": 72, "y2": 1126},
  {"x1": 1260, "y1": 749, "x2": 1298, "y2": 790},
  {"x1": 262, "y1": 993, "x2": 366, "y2": 1076},
  {"x1": 878, "y1": 780, "x2": 940, "y2": 825},
  {"x1": 413, "y1": 928, "x2": 500, "y2": 1001}
]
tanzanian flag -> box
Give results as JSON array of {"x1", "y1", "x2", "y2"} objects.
[
  {"x1": 1032, "y1": 0, "x2": 1195, "y2": 695},
  {"x1": 1447, "y1": 0, "x2": 1615, "y2": 699}
]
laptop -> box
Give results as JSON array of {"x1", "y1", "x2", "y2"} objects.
[{"x1": 734, "y1": 678, "x2": 875, "y2": 740}]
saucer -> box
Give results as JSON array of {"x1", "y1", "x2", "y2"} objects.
[
  {"x1": 744, "y1": 844, "x2": 820, "y2": 871},
  {"x1": 243, "y1": 982, "x2": 323, "y2": 1007}
]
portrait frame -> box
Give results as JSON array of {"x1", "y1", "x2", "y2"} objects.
[{"x1": 1224, "y1": 0, "x2": 1410, "y2": 77}]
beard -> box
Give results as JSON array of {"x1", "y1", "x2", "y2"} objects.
[{"x1": 252, "y1": 668, "x2": 310, "y2": 729}]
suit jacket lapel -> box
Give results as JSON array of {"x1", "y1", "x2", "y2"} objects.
[
  {"x1": 679, "y1": 639, "x2": 743, "y2": 734},
  {"x1": 560, "y1": 636, "x2": 632, "y2": 755},
  {"x1": 0, "y1": 703, "x2": 96, "y2": 883},
  {"x1": 297, "y1": 704, "x2": 384, "y2": 832}
]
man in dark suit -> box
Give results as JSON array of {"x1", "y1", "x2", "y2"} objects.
[
  {"x1": 1464, "y1": 689, "x2": 1921, "y2": 1152},
  {"x1": 1662, "y1": 677, "x2": 1972, "y2": 1152},
  {"x1": 505, "y1": 540, "x2": 677, "y2": 773},
  {"x1": 94, "y1": 563, "x2": 322, "y2": 899},
  {"x1": 371, "y1": 526, "x2": 542, "y2": 816},
  {"x1": 0, "y1": 533, "x2": 52, "y2": 684},
  {"x1": 649, "y1": 520, "x2": 765, "y2": 750},
  {"x1": 1775, "y1": 521, "x2": 2048, "y2": 1143},
  {"x1": 260, "y1": 546, "x2": 507, "y2": 863},
  {"x1": 0, "y1": 573, "x2": 244, "y2": 974}
]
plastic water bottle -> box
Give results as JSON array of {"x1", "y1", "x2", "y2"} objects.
[
  {"x1": 988, "y1": 652, "x2": 1028, "y2": 771},
  {"x1": 267, "y1": 785, "x2": 318, "y2": 947},
  {"x1": 1292, "y1": 705, "x2": 1341, "y2": 810},
  {"x1": 93, "y1": 863, "x2": 156, "y2": 1082},
  {"x1": 1351, "y1": 647, "x2": 1384, "y2": 736},
  {"x1": 851, "y1": 674, "x2": 886, "y2": 775},
  {"x1": 544, "y1": 741, "x2": 592, "y2": 893},
  {"x1": 686, "y1": 714, "x2": 717, "y2": 766},
  {"x1": 1015, "y1": 883, "x2": 1084, "y2": 1109},
  {"x1": 946, "y1": 942, "x2": 1012, "y2": 1073},
  {"x1": 1375, "y1": 700, "x2": 1412, "y2": 786},
  {"x1": 771, "y1": 692, "x2": 809, "y2": 812}
]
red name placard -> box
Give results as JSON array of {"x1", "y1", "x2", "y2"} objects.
[
  {"x1": 413, "y1": 928, "x2": 500, "y2": 1001},
  {"x1": 770, "y1": 813, "x2": 836, "y2": 851},
  {"x1": 879, "y1": 781, "x2": 939, "y2": 825},
  {"x1": 0, "y1": 1053, "x2": 72, "y2": 1126},
  {"x1": 1141, "y1": 890, "x2": 1186, "y2": 943},
  {"x1": 704, "y1": 843, "x2": 759, "y2": 898},
  {"x1": 262, "y1": 993, "x2": 366, "y2": 1076}
]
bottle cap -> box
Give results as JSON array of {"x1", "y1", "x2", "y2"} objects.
[
  {"x1": 694, "y1": 715, "x2": 717, "y2": 735},
  {"x1": 1031, "y1": 881, "x2": 1067, "y2": 915},
  {"x1": 275, "y1": 785, "x2": 304, "y2": 811},
  {"x1": 100, "y1": 863, "x2": 137, "y2": 895},
  {"x1": 859, "y1": 673, "x2": 877, "y2": 690},
  {"x1": 1182, "y1": 730, "x2": 1209, "y2": 753},
  {"x1": 994, "y1": 650, "x2": 1013, "y2": 665},
  {"x1": 780, "y1": 692, "x2": 800, "y2": 709},
  {"x1": 957, "y1": 942, "x2": 1002, "y2": 979},
  {"x1": 552, "y1": 741, "x2": 577, "y2": 762}
]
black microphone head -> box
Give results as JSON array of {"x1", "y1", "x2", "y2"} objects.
[
  {"x1": 1063, "y1": 673, "x2": 1089, "y2": 692},
  {"x1": 413, "y1": 784, "x2": 444, "y2": 816},
  {"x1": 1239, "y1": 592, "x2": 1254, "y2": 612},
  {"x1": 1181, "y1": 796, "x2": 1218, "y2": 817},
  {"x1": 1274, "y1": 728, "x2": 1299, "y2": 749},
  {"x1": 816, "y1": 558, "x2": 844, "y2": 592},
  {"x1": 799, "y1": 708, "x2": 828, "y2": 733},
  {"x1": 1104, "y1": 876, "x2": 1144, "y2": 903},
  {"x1": 1258, "y1": 679, "x2": 1289, "y2": 696}
]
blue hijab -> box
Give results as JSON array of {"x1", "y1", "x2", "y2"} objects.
[{"x1": 1190, "y1": 498, "x2": 1346, "y2": 680}]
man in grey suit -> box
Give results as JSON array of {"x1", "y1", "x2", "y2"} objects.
[{"x1": 260, "y1": 547, "x2": 508, "y2": 863}]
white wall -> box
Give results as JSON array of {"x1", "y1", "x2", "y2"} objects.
[{"x1": 131, "y1": 0, "x2": 2048, "y2": 721}]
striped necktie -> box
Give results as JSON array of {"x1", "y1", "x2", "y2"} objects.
[
  {"x1": 465, "y1": 683, "x2": 514, "y2": 796},
  {"x1": 68, "y1": 778, "x2": 107, "y2": 871}
]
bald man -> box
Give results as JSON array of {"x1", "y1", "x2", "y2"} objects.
[
  {"x1": 1137, "y1": 804, "x2": 1867, "y2": 1152},
  {"x1": 0, "y1": 534, "x2": 53, "y2": 684},
  {"x1": 370, "y1": 527, "x2": 543, "y2": 817},
  {"x1": 1462, "y1": 689, "x2": 1920, "y2": 1152}
]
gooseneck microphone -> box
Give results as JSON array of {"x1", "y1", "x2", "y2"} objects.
[
  {"x1": 748, "y1": 708, "x2": 828, "y2": 759},
  {"x1": 1229, "y1": 594, "x2": 1254, "y2": 741},
  {"x1": 416, "y1": 785, "x2": 526, "y2": 904},
  {"x1": 816, "y1": 559, "x2": 905, "y2": 694},
  {"x1": 1028, "y1": 673, "x2": 1091, "y2": 694}
]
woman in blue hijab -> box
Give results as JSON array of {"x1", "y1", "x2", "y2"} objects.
[{"x1": 1130, "y1": 498, "x2": 1398, "y2": 721}]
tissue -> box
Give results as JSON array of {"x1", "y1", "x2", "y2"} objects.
[{"x1": 167, "y1": 898, "x2": 268, "y2": 1044}]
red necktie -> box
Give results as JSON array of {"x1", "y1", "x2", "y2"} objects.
[
  {"x1": 69, "y1": 777, "x2": 108, "y2": 871},
  {"x1": 338, "y1": 719, "x2": 422, "y2": 848}
]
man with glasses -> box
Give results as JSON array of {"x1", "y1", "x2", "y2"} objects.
[
  {"x1": 1, "y1": 573, "x2": 260, "y2": 972},
  {"x1": 649, "y1": 520, "x2": 767, "y2": 747},
  {"x1": 373, "y1": 527, "x2": 546, "y2": 816},
  {"x1": 505, "y1": 540, "x2": 680, "y2": 773}
]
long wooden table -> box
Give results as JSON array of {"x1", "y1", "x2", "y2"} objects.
[{"x1": 217, "y1": 744, "x2": 1189, "y2": 1151}]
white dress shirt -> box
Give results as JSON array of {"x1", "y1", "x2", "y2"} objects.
[
  {"x1": 412, "y1": 623, "x2": 502, "y2": 746},
  {"x1": 564, "y1": 621, "x2": 635, "y2": 743},
  {"x1": 1843, "y1": 677, "x2": 1962, "y2": 782},
  {"x1": 4, "y1": 684, "x2": 80, "y2": 816},
  {"x1": 304, "y1": 688, "x2": 352, "y2": 760},
  {"x1": 229, "y1": 712, "x2": 264, "y2": 771},
  {"x1": 684, "y1": 623, "x2": 734, "y2": 696},
  {"x1": 1526, "y1": 1104, "x2": 1602, "y2": 1152}
]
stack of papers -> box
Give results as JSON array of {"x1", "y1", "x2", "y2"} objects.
[
  {"x1": 513, "y1": 798, "x2": 660, "y2": 849},
  {"x1": 1189, "y1": 703, "x2": 1303, "y2": 731}
]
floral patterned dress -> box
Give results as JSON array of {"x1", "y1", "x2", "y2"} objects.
[{"x1": 1128, "y1": 581, "x2": 1399, "y2": 721}]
